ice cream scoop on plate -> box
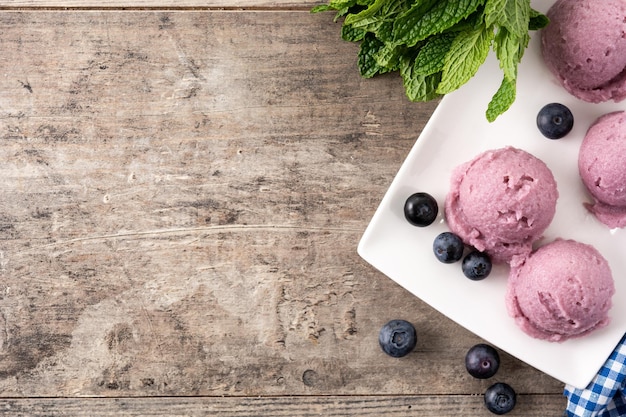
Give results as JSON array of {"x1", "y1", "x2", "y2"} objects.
[
  {"x1": 444, "y1": 146, "x2": 558, "y2": 266},
  {"x1": 541, "y1": 0, "x2": 626, "y2": 103},
  {"x1": 506, "y1": 239, "x2": 615, "y2": 342},
  {"x1": 579, "y1": 111, "x2": 626, "y2": 229}
]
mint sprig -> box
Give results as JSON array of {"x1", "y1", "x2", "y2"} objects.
[{"x1": 313, "y1": 0, "x2": 548, "y2": 122}]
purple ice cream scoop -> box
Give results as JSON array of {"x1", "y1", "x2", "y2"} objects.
[
  {"x1": 506, "y1": 239, "x2": 614, "y2": 342},
  {"x1": 541, "y1": 0, "x2": 626, "y2": 103},
  {"x1": 444, "y1": 147, "x2": 558, "y2": 266},
  {"x1": 579, "y1": 111, "x2": 626, "y2": 228}
]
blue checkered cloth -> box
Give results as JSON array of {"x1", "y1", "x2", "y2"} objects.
[{"x1": 564, "y1": 334, "x2": 626, "y2": 416}]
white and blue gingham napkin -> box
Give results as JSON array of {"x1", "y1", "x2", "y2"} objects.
[{"x1": 564, "y1": 334, "x2": 626, "y2": 417}]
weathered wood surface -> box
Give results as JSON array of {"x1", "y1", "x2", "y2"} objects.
[
  {"x1": 0, "y1": 395, "x2": 567, "y2": 416},
  {"x1": 0, "y1": 7, "x2": 567, "y2": 416},
  {"x1": 1, "y1": 1, "x2": 318, "y2": 8}
]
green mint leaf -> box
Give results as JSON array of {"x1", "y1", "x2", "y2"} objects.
[
  {"x1": 358, "y1": 34, "x2": 391, "y2": 78},
  {"x1": 342, "y1": 24, "x2": 367, "y2": 42},
  {"x1": 393, "y1": 0, "x2": 485, "y2": 47},
  {"x1": 312, "y1": 0, "x2": 359, "y2": 19},
  {"x1": 493, "y1": 27, "x2": 528, "y2": 81},
  {"x1": 344, "y1": 0, "x2": 386, "y2": 26},
  {"x1": 312, "y1": 0, "x2": 541, "y2": 120},
  {"x1": 437, "y1": 24, "x2": 494, "y2": 94},
  {"x1": 374, "y1": 42, "x2": 408, "y2": 71},
  {"x1": 376, "y1": 0, "x2": 417, "y2": 43},
  {"x1": 400, "y1": 56, "x2": 442, "y2": 101},
  {"x1": 486, "y1": 77, "x2": 516, "y2": 122},
  {"x1": 445, "y1": 7, "x2": 485, "y2": 33},
  {"x1": 330, "y1": 0, "x2": 359, "y2": 8},
  {"x1": 391, "y1": 0, "x2": 441, "y2": 46},
  {"x1": 484, "y1": 0, "x2": 530, "y2": 38},
  {"x1": 311, "y1": 4, "x2": 333, "y2": 13},
  {"x1": 346, "y1": 0, "x2": 412, "y2": 38},
  {"x1": 529, "y1": 8, "x2": 549, "y2": 30},
  {"x1": 336, "y1": 1, "x2": 362, "y2": 21},
  {"x1": 376, "y1": 21, "x2": 396, "y2": 43},
  {"x1": 413, "y1": 32, "x2": 456, "y2": 76}
]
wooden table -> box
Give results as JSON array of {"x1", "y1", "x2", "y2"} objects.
[{"x1": 0, "y1": 1, "x2": 567, "y2": 415}]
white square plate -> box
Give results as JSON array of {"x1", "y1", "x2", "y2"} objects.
[{"x1": 358, "y1": 0, "x2": 626, "y2": 389}]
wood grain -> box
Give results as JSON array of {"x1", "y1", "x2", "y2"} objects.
[
  {"x1": 0, "y1": 8, "x2": 567, "y2": 416},
  {"x1": 0, "y1": 395, "x2": 566, "y2": 416},
  {"x1": 0, "y1": 1, "x2": 319, "y2": 8}
]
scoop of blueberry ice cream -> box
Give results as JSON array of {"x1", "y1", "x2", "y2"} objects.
[
  {"x1": 579, "y1": 111, "x2": 626, "y2": 228},
  {"x1": 506, "y1": 239, "x2": 614, "y2": 342},
  {"x1": 541, "y1": 0, "x2": 626, "y2": 103},
  {"x1": 445, "y1": 146, "x2": 558, "y2": 266}
]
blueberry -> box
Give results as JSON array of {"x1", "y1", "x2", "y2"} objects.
[
  {"x1": 462, "y1": 251, "x2": 492, "y2": 280},
  {"x1": 433, "y1": 232, "x2": 464, "y2": 263},
  {"x1": 378, "y1": 319, "x2": 417, "y2": 358},
  {"x1": 465, "y1": 343, "x2": 500, "y2": 379},
  {"x1": 484, "y1": 382, "x2": 516, "y2": 415},
  {"x1": 536, "y1": 103, "x2": 574, "y2": 139},
  {"x1": 404, "y1": 192, "x2": 438, "y2": 227}
]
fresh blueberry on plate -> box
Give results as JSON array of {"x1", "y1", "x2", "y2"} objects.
[
  {"x1": 536, "y1": 103, "x2": 574, "y2": 139},
  {"x1": 462, "y1": 250, "x2": 492, "y2": 280},
  {"x1": 404, "y1": 192, "x2": 438, "y2": 227},
  {"x1": 433, "y1": 232, "x2": 464, "y2": 263}
]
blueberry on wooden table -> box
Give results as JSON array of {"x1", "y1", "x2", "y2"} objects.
[
  {"x1": 404, "y1": 192, "x2": 438, "y2": 227},
  {"x1": 465, "y1": 343, "x2": 500, "y2": 379},
  {"x1": 484, "y1": 382, "x2": 516, "y2": 415},
  {"x1": 378, "y1": 319, "x2": 417, "y2": 358}
]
